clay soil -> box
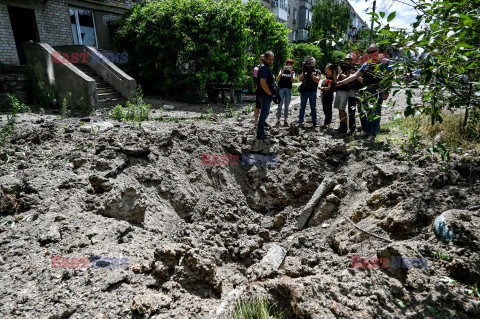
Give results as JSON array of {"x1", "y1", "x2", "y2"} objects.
[{"x1": 0, "y1": 92, "x2": 479, "y2": 319}]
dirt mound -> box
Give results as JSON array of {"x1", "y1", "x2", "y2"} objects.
[{"x1": 0, "y1": 108, "x2": 479, "y2": 318}]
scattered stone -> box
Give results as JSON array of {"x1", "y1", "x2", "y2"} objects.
[
  {"x1": 274, "y1": 214, "x2": 285, "y2": 228},
  {"x1": 131, "y1": 293, "x2": 172, "y2": 315},
  {"x1": 80, "y1": 122, "x2": 114, "y2": 133},
  {"x1": 38, "y1": 225, "x2": 61, "y2": 245},
  {"x1": 326, "y1": 194, "x2": 340, "y2": 204},
  {"x1": 259, "y1": 244, "x2": 287, "y2": 270},
  {"x1": 72, "y1": 158, "x2": 88, "y2": 169},
  {"x1": 433, "y1": 210, "x2": 457, "y2": 240},
  {"x1": 88, "y1": 175, "x2": 112, "y2": 193}
]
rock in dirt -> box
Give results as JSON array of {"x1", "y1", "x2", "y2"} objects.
[
  {"x1": 80, "y1": 121, "x2": 113, "y2": 133},
  {"x1": 308, "y1": 198, "x2": 337, "y2": 227},
  {"x1": 131, "y1": 293, "x2": 172, "y2": 315},
  {"x1": 433, "y1": 210, "x2": 458, "y2": 240},
  {"x1": 297, "y1": 177, "x2": 335, "y2": 229},
  {"x1": 377, "y1": 242, "x2": 429, "y2": 289}
]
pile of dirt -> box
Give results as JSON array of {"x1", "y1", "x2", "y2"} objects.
[{"x1": 0, "y1": 105, "x2": 479, "y2": 318}]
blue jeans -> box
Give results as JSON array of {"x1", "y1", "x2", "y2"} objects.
[
  {"x1": 364, "y1": 93, "x2": 384, "y2": 137},
  {"x1": 298, "y1": 91, "x2": 317, "y2": 124},
  {"x1": 322, "y1": 92, "x2": 333, "y2": 125},
  {"x1": 277, "y1": 88, "x2": 291, "y2": 119},
  {"x1": 257, "y1": 94, "x2": 273, "y2": 137}
]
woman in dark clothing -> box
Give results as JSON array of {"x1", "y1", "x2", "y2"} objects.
[{"x1": 320, "y1": 64, "x2": 335, "y2": 127}]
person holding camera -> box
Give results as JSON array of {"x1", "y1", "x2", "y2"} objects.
[
  {"x1": 336, "y1": 44, "x2": 393, "y2": 143},
  {"x1": 257, "y1": 51, "x2": 277, "y2": 140},
  {"x1": 276, "y1": 59, "x2": 295, "y2": 126},
  {"x1": 320, "y1": 64, "x2": 335, "y2": 127},
  {"x1": 297, "y1": 57, "x2": 321, "y2": 127}
]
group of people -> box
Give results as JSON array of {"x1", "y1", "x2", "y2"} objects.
[{"x1": 253, "y1": 44, "x2": 392, "y2": 143}]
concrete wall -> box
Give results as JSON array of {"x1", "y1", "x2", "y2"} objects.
[
  {"x1": 54, "y1": 44, "x2": 135, "y2": 102},
  {"x1": 23, "y1": 42, "x2": 98, "y2": 108}
]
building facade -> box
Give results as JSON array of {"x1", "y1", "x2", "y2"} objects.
[
  {"x1": 242, "y1": 0, "x2": 367, "y2": 43},
  {"x1": 0, "y1": 0, "x2": 134, "y2": 66}
]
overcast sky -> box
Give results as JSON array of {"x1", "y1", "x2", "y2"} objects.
[{"x1": 348, "y1": 0, "x2": 419, "y2": 30}]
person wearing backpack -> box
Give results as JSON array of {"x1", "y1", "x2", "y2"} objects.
[
  {"x1": 336, "y1": 45, "x2": 392, "y2": 143},
  {"x1": 253, "y1": 54, "x2": 265, "y2": 125}
]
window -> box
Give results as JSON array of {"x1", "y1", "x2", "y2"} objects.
[{"x1": 69, "y1": 8, "x2": 98, "y2": 47}]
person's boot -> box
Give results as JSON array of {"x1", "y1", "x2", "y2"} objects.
[{"x1": 334, "y1": 122, "x2": 347, "y2": 133}]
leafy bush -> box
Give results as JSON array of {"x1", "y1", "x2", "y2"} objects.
[
  {"x1": 310, "y1": 0, "x2": 352, "y2": 67},
  {"x1": 26, "y1": 75, "x2": 57, "y2": 109},
  {"x1": 109, "y1": 101, "x2": 151, "y2": 122},
  {"x1": 1, "y1": 94, "x2": 31, "y2": 147},
  {"x1": 114, "y1": 0, "x2": 289, "y2": 100},
  {"x1": 288, "y1": 43, "x2": 324, "y2": 74},
  {"x1": 110, "y1": 104, "x2": 125, "y2": 121},
  {"x1": 372, "y1": 0, "x2": 480, "y2": 134}
]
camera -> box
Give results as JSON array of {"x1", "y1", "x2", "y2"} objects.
[
  {"x1": 330, "y1": 60, "x2": 352, "y2": 73},
  {"x1": 303, "y1": 61, "x2": 315, "y2": 75}
]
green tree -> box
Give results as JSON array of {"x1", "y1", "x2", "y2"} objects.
[
  {"x1": 243, "y1": 0, "x2": 290, "y2": 72},
  {"x1": 288, "y1": 43, "x2": 323, "y2": 74},
  {"x1": 373, "y1": 0, "x2": 480, "y2": 135},
  {"x1": 114, "y1": 0, "x2": 289, "y2": 101},
  {"x1": 310, "y1": 0, "x2": 351, "y2": 67}
]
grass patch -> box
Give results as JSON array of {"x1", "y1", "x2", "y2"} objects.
[
  {"x1": 232, "y1": 296, "x2": 286, "y2": 319},
  {"x1": 292, "y1": 85, "x2": 300, "y2": 96},
  {"x1": 378, "y1": 110, "x2": 480, "y2": 160}
]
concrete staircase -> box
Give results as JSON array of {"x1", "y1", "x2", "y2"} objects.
[{"x1": 74, "y1": 64, "x2": 126, "y2": 107}]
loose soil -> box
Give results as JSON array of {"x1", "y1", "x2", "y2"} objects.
[{"x1": 0, "y1": 91, "x2": 479, "y2": 319}]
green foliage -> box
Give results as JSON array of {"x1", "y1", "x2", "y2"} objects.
[
  {"x1": 433, "y1": 250, "x2": 453, "y2": 261},
  {"x1": 288, "y1": 43, "x2": 323, "y2": 73},
  {"x1": 428, "y1": 142, "x2": 453, "y2": 162},
  {"x1": 29, "y1": 76, "x2": 57, "y2": 109},
  {"x1": 372, "y1": 0, "x2": 480, "y2": 134},
  {"x1": 61, "y1": 94, "x2": 71, "y2": 119},
  {"x1": 114, "y1": 0, "x2": 289, "y2": 100},
  {"x1": 111, "y1": 104, "x2": 125, "y2": 121},
  {"x1": 243, "y1": 0, "x2": 290, "y2": 72},
  {"x1": 1, "y1": 94, "x2": 31, "y2": 147},
  {"x1": 232, "y1": 296, "x2": 285, "y2": 319},
  {"x1": 310, "y1": 0, "x2": 351, "y2": 67}
]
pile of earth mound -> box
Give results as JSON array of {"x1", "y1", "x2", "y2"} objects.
[{"x1": 0, "y1": 107, "x2": 479, "y2": 318}]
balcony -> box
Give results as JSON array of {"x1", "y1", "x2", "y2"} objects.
[
  {"x1": 272, "y1": 7, "x2": 288, "y2": 22},
  {"x1": 300, "y1": 0, "x2": 312, "y2": 11},
  {"x1": 296, "y1": 29, "x2": 309, "y2": 42}
]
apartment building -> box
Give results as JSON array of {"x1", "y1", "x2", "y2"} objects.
[{"x1": 242, "y1": 0, "x2": 367, "y2": 43}]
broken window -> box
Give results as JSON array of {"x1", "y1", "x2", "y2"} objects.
[{"x1": 69, "y1": 8, "x2": 98, "y2": 47}]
